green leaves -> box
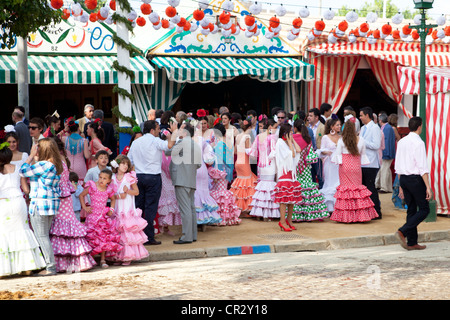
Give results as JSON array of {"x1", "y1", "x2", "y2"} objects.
[{"x1": 0, "y1": 0, "x2": 61, "y2": 49}]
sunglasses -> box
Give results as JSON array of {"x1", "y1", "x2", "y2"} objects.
[{"x1": 28, "y1": 126, "x2": 39, "y2": 130}]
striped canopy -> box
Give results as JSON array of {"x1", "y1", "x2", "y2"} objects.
[
  {"x1": 151, "y1": 56, "x2": 315, "y2": 84},
  {"x1": 398, "y1": 65, "x2": 450, "y2": 95},
  {"x1": 0, "y1": 54, "x2": 154, "y2": 84}
]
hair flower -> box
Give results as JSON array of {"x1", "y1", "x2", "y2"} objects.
[{"x1": 196, "y1": 109, "x2": 207, "y2": 118}]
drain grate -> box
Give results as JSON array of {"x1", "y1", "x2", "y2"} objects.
[{"x1": 258, "y1": 233, "x2": 309, "y2": 241}]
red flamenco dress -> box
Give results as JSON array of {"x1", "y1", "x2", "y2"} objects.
[{"x1": 330, "y1": 138, "x2": 379, "y2": 223}]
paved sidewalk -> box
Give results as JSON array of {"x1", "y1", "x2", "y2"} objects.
[{"x1": 145, "y1": 193, "x2": 450, "y2": 262}]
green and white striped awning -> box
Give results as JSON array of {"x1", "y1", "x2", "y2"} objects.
[
  {"x1": 0, "y1": 54, "x2": 154, "y2": 85},
  {"x1": 151, "y1": 56, "x2": 314, "y2": 84}
]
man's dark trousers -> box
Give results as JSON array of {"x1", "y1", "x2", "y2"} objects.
[
  {"x1": 136, "y1": 173, "x2": 162, "y2": 242},
  {"x1": 362, "y1": 167, "x2": 381, "y2": 218},
  {"x1": 399, "y1": 174, "x2": 430, "y2": 246}
]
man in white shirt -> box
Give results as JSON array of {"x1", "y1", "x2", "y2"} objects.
[
  {"x1": 128, "y1": 120, "x2": 177, "y2": 245},
  {"x1": 359, "y1": 107, "x2": 382, "y2": 219},
  {"x1": 394, "y1": 117, "x2": 432, "y2": 251}
]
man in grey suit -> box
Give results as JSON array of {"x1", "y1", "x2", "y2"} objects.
[
  {"x1": 12, "y1": 110, "x2": 31, "y2": 154},
  {"x1": 166, "y1": 123, "x2": 201, "y2": 244}
]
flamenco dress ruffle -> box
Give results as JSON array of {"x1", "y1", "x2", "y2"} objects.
[
  {"x1": 209, "y1": 167, "x2": 241, "y2": 226},
  {"x1": 330, "y1": 154, "x2": 379, "y2": 223},
  {"x1": 293, "y1": 147, "x2": 329, "y2": 222},
  {"x1": 273, "y1": 171, "x2": 303, "y2": 205},
  {"x1": 249, "y1": 175, "x2": 280, "y2": 219},
  {"x1": 196, "y1": 163, "x2": 222, "y2": 225}
]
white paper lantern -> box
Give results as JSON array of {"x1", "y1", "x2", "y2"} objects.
[
  {"x1": 211, "y1": 24, "x2": 219, "y2": 34},
  {"x1": 71, "y1": 3, "x2": 82, "y2": 16},
  {"x1": 385, "y1": 34, "x2": 395, "y2": 45},
  {"x1": 346, "y1": 10, "x2": 359, "y2": 23},
  {"x1": 245, "y1": 29, "x2": 254, "y2": 38},
  {"x1": 287, "y1": 31, "x2": 297, "y2": 41},
  {"x1": 128, "y1": 10, "x2": 137, "y2": 21},
  {"x1": 153, "y1": 22, "x2": 162, "y2": 30},
  {"x1": 348, "y1": 34, "x2": 357, "y2": 43},
  {"x1": 249, "y1": 2, "x2": 262, "y2": 15},
  {"x1": 233, "y1": 26, "x2": 240, "y2": 35},
  {"x1": 307, "y1": 31, "x2": 315, "y2": 41},
  {"x1": 222, "y1": 0, "x2": 234, "y2": 13},
  {"x1": 200, "y1": 18, "x2": 210, "y2": 28},
  {"x1": 170, "y1": 14, "x2": 181, "y2": 25},
  {"x1": 323, "y1": 8, "x2": 335, "y2": 20},
  {"x1": 79, "y1": 11, "x2": 89, "y2": 23},
  {"x1": 201, "y1": 28, "x2": 210, "y2": 35},
  {"x1": 392, "y1": 13, "x2": 404, "y2": 25},
  {"x1": 99, "y1": 7, "x2": 110, "y2": 19},
  {"x1": 367, "y1": 35, "x2": 377, "y2": 44},
  {"x1": 437, "y1": 29, "x2": 446, "y2": 39},
  {"x1": 198, "y1": 0, "x2": 209, "y2": 10},
  {"x1": 299, "y1": 7, "x2": 310, "y2": 18},
  {"x1": 222, "y1": 21, "x2": 232, "y2": 30},
  {"x1": 328, "y1": 32, "x2": 338, "y2": 43},
  {"x1": 272, "y1": 25, "x2": 282, "y2": 34},
  {"x1": 190, "y1": 22, "x2": 199, "y2": 32},
  {"x1": 275, "y1": 5, "x2": 286, "y2": 17},
  {"x1": 142, "y1": 0, "x2": 152, "y2": 3},
  {"x1": 265, "y1": 30, "x2": 274, "y2": 39},
  {"x1": 291, "y1": 27, "x2": 301, "y2": 35},
  {"x1": 413, "y1": 14, "x2": 422, "y2": 25},
  {"x1": 149, "y1": 12, "x2": 160, "y2": 23},
  {"x1": 366, "y1": 12, "x2": 378, "y2": 23},
  {"x1": 436, "y1": 15, "x2": 446, "y2": 26},
  {"x1": 222, "y1": 28, "x2": 232, "y2": 37},
  {"x1": 254, "y1": 28, "x2": 261, "y2": 37},
  {"x1": 167, "y1": 0, "x2": 180, "y2": 7}
]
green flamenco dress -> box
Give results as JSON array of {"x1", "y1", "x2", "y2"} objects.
[{"x1": 292, "y1": 144, "x2": 329, "y2": 222}]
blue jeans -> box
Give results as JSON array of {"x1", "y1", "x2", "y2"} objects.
[
  {"x1": 30, "y1": 214, "x2": 56, "y2": 273},
  {"x1": 136, "y1": 173, "x2": 162, "y2": 242}
]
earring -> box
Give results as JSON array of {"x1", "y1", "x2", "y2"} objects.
[{"x1": 330, "y1": 130, "x2": 336, "y2": 135}]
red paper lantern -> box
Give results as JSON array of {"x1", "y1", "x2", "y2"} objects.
[
  {"x1": 338, "y1": 20, "x2": 349, "y2": 32},
  {"x1": 165, "y1": 6, "x2": 177, "y2": 18},
  {"x1": 269, "y1": 16, "x2": 280, "y2": 29},
  {"x1": 315, "y1": 20, "x2": 325, "y2": 31},
  {"x1": 193, "y1": 9, "x2": 204, "y2": 21},
  {"x1": 411, "y1": 30, "x2": 420, "y2": 40},
  {"x1": 109, "y1": 0, "x2": 116, "y2": 11},
  {"x1": 50, "y1": 0, "x2": 63, "y2": 10},
  {"x1": 208, "y1": 23, "x2": 214, "y2": 32},
  {"x1": 219, "y1": 11, "x2": 231, "y2": 25},
  {"x1": 89, "y1": 12, "x2": 98, "y2": 22},
  {"x1": 445, "y1": 26, "x2": 450, "y2": 36},
  {"x1": 85, "y1": 0, "x2": 97, "y2": 11},
  {"x1": 360, "y1": 22, "x2": 369, "y2": 33},
  {"x1": 402, "y1": 25, "x2": 412, "y2": 35},
  {"x1": 381, "y1": 23, "x2": 392, "y2": 35},
  {"x1": 372, "y1": 29, "x2": 381, "y2": 39},
  {"x1": 292, "y1": 17, "x2": 303, "y2": 29},
  {"x1": 141, "y1": 3, "x2": 152, "y2": 15},
  {"x1": 392, "y1": 29, "x2": 401, "y2": 40},
  {"x1": 183, "y1": 21, "x2": 191, "y2": 31},
  {"x1": 244, "y1": 15, "x2": 255, "y2": 27},
  {"x1": 136, "y1": 17, "x2": 146, "y2": 26},
  {"x1": 61, "y1": 8, "x2": 71, "y2": 20},
  {"x1": 177, "y1": 17, "x2": 187, "y2": 27},
  {"x1": 161, "y1": 19, "x2": 170, "y2": 28}
]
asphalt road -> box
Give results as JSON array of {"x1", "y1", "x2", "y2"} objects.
[{"x1": 1, "y1": 241, "x2": 449, "y2": 302}]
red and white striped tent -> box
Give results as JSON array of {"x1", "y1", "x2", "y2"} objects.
[
  {"x1": 303, "y1": 38, "x2": 450, "y2": 215},
  {"x1": 398, "y1": 65, "x2": 450, "y2": 215},
  {"x1": 304, "y1": 39, "x2": 450, "y2": 119}
]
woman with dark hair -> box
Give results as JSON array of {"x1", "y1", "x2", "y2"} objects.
[
  {"x1": 330, "y1": 121, "x2": 378, "y2": 223},
  {"x1": 19, "y1": 138, "x2": 63, "y2": 276},
  {"x1": 273, "y1": 123, "x2": 303, "y2": 231},
  {"x1": 86, "y1": 120, "x2": 112, "y2": 169},
  {"x1": 63, "y1": 118, "x2": 90, "y2": 180},
  {"x1": 317, "y1": 118, "x2": 341, "y2": 213},
  {"x1": 292, "y1": 119, "x2": 329, "y2": 222},
  {"x1": 248, "y1": 116, "x2": 280, "y2": 220},
  {"x1": 230, "y1": 116, "x2": 258, "y2": 214},
  {"x1": 5, "y1": 131, "x2": 28, "y2": 167},
  {"x1": 49, "y1": 137, "x2": 96, "y2": 273},
  {"x1": 43, "y1": 112, "x2": 61, "y2": 138},
  {"x1": 0, "y1": 142, "x2": 46, "y2": 277}
]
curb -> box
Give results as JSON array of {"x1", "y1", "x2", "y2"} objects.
[{"x1": 144, "y1": 230, "x2": 450, "y2": 263}]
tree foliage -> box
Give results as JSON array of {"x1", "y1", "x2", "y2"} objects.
[
  {"x1": 0, "y1": 0, "x2": 61, "y2": 49},
  {"x1": 339, "y1": 0, "x2": 419, "y2": 19}
]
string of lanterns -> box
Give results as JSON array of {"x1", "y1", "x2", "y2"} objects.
[{"x1": 48, "y1": 0, "x2": 450, "y2": 44}]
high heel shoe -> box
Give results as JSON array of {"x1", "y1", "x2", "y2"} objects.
[
  {"x1": 286, "y1": 221, "x2": 297, "y2": 230},
  {"x1": 278, "y1": 222, "x2": 292, "y2": 232}
]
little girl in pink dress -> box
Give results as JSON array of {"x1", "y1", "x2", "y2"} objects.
[
  {"x1": 109, "y1": 155, "x2": 149, "y2": 265},
  {"x1": 79, "y1": 168, "x2": 122, "y2": 268}
]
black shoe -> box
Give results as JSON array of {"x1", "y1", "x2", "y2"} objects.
[
  {"x1": 145, "y1": 240, "x2": 161, "y2": 245},
  {"x1": 173, "y1": 239, "x2": 192, "y2": 244}
]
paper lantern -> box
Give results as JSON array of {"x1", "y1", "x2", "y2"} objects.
[
  {"x1": 323, "y1": 8, "x2": 335, "y2": 20},
  {"x1": 392, "y1": 29, "x2": 401, "y2": 40},
  {"x1": 402, "y1": 25, "x2": 412, "y2": 35},
  {"x1": 219, "y1": 11, "x2": 231, "y2": 25},
  {"x1": 193, "y1": 9, "x2": 204, "y2": 21},
  {"x1": 373, "y1": 29, "x2": 381, "y2": 39},
  {"x1": 275, "y1": 5, "x2": 286, "y2": 17},
  {"x1": 338, "y1": 21, "x2": 349, "y2": 33},
  {"x1": 50, "y1": 0, "x2": 64, "y2": 10},
  {"x1": 315, "y1": 20, "x2": 325, "y2": 32},
  {"x1": 165, "y1": 6, "x2": 177, "y2": 18},
  {"x1": 97, "y1": 11, "x2": 107, "y2": 20},
  {"x1": 141, "y1": 3, "x2": 152, "y2": 15},
  {"x1": 385, "y1": 34, "x2": 395, "y2": 45},
  {"x1": 360, "y1": 23, "x2": 370, "y2": 33},
  {"x1": 392, "y1": 13, "x2": 404, "y2": 25},
  {"x1": 366, "y1": 12, "x2": 378, "y2": 23},
  {"x1": 177, "y1": 17, "x2": 186, "y2": 27},
  {"x1": 136, "y1": 17, "x2": 146, "y2": 26},
  {"x1": 85, "y1": 0, "x2": 97, "y2": 11},
  {"x1": 222, "y1": 0, "x2": 234, "y2": 12},
  {"x1": 269, "y1": 16, "x2": 280, "y2": 29},
  {"x1": 109, "y1": 0, "x2": 116, "y2": 11},
  {"x1": 249, "y1": 2, "x2": 262, "y2": 15},
  {"x1": 444, "y1": 26, "x2": 450, "y2": 36},
  {"x1": 149, "y1": 12, "x2": 160, "y2": 24},
  {"x1": 89, "y1": 12, "x2": 98, "y2": 22},
  {"x1": 381, "y1": 23, "x2": 392, "y2": 37},
  {"x1": 198, "y1": 0, "x2": 209, "y2": 10},
  {"x1": 161, "y1": 19, "x2": 170, "y2": 28},
  {"x1": 299, "y1": 6, "x2": 310, "y2": 18},
  {"x1": 71, "y1": 3, "x2": 82, "y2": 16},
  {"x1": 168, "y1": 0, "x2": 180, "y2": 7},
  {"x1": 183, "y1": 21, "x2": 191, "y2": 31},
  {"x1": 346, "y1": 10, "x2": 359, "y2": 23},
  {"x1": 436, "y1": 14, "x2": 446, "y2": 26},
  {"x1": 61, "y1": 8, "x2": 71, "y2": 20},
  {"x1": 244, "y1": 15, "x2": 255, "y2": 27},
  {"x1": 292, "y1": 17, "x2": 303, "y2": 29}
]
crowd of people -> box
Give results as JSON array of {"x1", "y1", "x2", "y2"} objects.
[{"x1": 0, "y1": 102, "x2": 432, "y2": 278}]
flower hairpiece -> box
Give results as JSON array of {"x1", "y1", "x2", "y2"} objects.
[
  {"x1": 0, "y1": 141, "x2": 9, "y2": 151},
  {"x1": 110, "y1": 158, "x2": 121, "y2": 168},
  {"x1": 4, "y1": 125, "x2": 15, "y2": 133},
  {"x1": 196, "y1": 109, "x2": 207, "y2": 118},
  {"x1": 52, "y1": 110, "x2": 60, "y2": 119},
  {"x1": 132, "y1": 125, "x2": 141, "y2": 133},
  {"x1": 213, "y1": 117, "x2": 222, "y2": 126},
  {"x1": 258, "y1": 114, "x2": 267, "y2": 122}
]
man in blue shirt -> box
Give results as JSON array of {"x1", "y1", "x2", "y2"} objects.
[
  {"x1": 376, "y1": 113, "x2": 396, "y2": 193},
  {"x1": 359, "y1": 107, "x2": 382, "y2": 219}
]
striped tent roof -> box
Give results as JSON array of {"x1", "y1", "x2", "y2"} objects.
[
  {"x1": 398, "y1": 65, "x2": 450, "y2": 95},
  {"x1": 0, "y1": 54, "x2": 154, "y2": 84},
  {"x1": 305, "y1": 40, "x2": 450, "y2": 67},
  {"x1": 151, "y1": 56, "x2": 315, "y2": 84}
]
